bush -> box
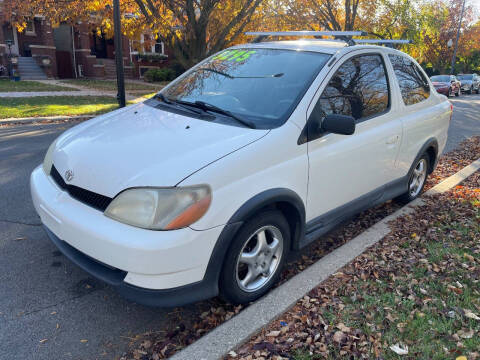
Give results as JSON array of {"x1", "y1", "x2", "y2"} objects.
[{"x1": 143, "y1": 68, "x2": 176, "y2": 82}]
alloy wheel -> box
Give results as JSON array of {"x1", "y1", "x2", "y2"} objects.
[
  {"x1": 235, "y1": 225, "x2": 283, "y2": 292},
  {"x1": 409, "y1": 159, "x2": 427, "y2": 198}
]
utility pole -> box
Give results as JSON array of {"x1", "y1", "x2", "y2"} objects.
[
  {"x1": 450, "y1": 0, "x2": 466, "y2": 75},
  {"x1": 113, "y1": 0, "x2": 126, "y2": 107}
]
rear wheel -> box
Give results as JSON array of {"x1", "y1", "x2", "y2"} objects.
[
  {"x1": 395, "y1": 155, "x2": 429, "y2": 204},
  {"x1": 219, "y1": 210, "x2": 290, "y2": 304}
]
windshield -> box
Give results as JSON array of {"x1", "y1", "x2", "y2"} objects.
[
  {"x1": 430, "y1": 75, "x2": 450, "y2": 82},
  {"x1": 159, "y1": 48, "x2": 331, "y2": 129},
  {"x1": 457, "y1": 74, "x2": 473, "y2": 80}
]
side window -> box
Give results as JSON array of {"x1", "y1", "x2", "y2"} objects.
[
  {"x1": 389, "y1": 54, "x2": 430, "y2": 106},
  {"x1": 312, "y1": 54, "x2": 390, "y2": 123}
]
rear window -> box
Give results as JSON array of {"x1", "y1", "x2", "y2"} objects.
[
  {"x1": 389, "y1": 54, "x2": 430, "y2": 106},
  {"x1": 457, "y1": 74, "x2": 473, "y2": 80},
  {"x1": 430, "y1": 75, "x2": 450, "y2": 82}
]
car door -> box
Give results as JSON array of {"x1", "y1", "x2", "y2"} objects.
[{"x1": 304, "y1": 50, "x2": 402, "y2": 231}]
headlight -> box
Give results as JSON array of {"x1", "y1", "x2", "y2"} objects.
[
  {"x1": 43, "y1": 138, "x2": 58, "y2": 174},
  {"x1": 104, "y1": 186, "x2": 211, "y2": 230}
]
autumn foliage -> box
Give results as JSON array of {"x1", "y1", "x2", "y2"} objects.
[{"x1": 3, "y1": 0, "x2": 480, "y2": 72}]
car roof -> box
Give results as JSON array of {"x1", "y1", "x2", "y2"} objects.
[{"x1": 230, "y1": 39, "x2": 411, "y2": 57}]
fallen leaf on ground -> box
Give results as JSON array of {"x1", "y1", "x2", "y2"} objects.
[
  {"x1": 390, "y1": 344, "x2": 408, "y2": 355},
  {"x1": 465, "y1": 310, "x2": 480, "y2": 320},
  {"x1": 457, "y1": 329, "x2": 475, "y2": 339},
  {"x1": 333, "y1": 331, "x2": 346, "y2": 343}
]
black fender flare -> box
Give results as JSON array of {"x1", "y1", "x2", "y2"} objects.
[
  {"x1": 201, "y1": 188, "x2": 306, "y2": 295},
  {"x1": 412, "y1": 137, "x2": 439, "y2": 175},
  {"x1": 401, "y1": 137, "x2": 439, "y2": 195}
]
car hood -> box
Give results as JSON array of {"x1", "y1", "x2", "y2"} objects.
[
  {"x1": 52, "y1": 103, "x2": 269, "y2": 197},
  {"x1": 460, "y1": 80, "x2": 472, "y2": 84}
]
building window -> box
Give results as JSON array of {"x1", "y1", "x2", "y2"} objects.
[
  {"x1": 154, "y1": 40, "x2": 164, "y2": 55},
  {"x1": 138, "y1": 34, "x2": 164, "y2": 54},
  {"x1": 25, "y1": 21, "x2": 36, "y2": 35}
]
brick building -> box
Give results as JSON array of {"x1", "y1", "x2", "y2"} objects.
[{"x1": 0, "y1": 12, "x2": 173, "y2": 79}]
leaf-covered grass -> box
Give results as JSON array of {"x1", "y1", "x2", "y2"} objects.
[
  {"x1": 243, "y1": 175, "x2": 480, "y2": 360},
  {"x1": 61, "y1": 78, "x2": 167, "y2": 92},
  {"x1": 0, "y1": 79, "x2": 78, "y2": 92},
  {"x1": 0, "y1": 96, "x2": 127, "y2": 118}
]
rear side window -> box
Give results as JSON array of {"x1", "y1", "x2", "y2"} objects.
[
  {"x1": 389, "y1": 54, "x2": 430, "y2": 105},
  {"x1": 314, "y1": 54, "x2": 390, "y2": 122}
]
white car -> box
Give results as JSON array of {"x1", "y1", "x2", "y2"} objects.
[{"x1": 31, "y1": 32, "x2": 452, "y2": 306}]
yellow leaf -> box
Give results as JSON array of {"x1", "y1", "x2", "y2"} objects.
[
  {"x1": 80, "y1": 339, "x2": 88, "y2": 343},
  {"x1": 456, "y1": 356, "x2": 467, "y2": 360}
]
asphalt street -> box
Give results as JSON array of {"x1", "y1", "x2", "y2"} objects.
[{"x1": 0, "y1": 94, "x2": 479, "y2": 360}]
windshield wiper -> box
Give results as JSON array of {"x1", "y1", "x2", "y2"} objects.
[
  {"x1": 194, "y1": 101, "x2": 256, "y2": 129},
  {"x1": 171, "y1": 100, "x2": 255, "y2": 128},
  {"x1": 154, "y1": 93, "x2": 204, "y2": 115},
  {"x1": 154, "y1": 93, "x2": 173, "y2": 104}
]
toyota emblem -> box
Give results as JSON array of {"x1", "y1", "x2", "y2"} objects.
[{"x1": 65, "y1": 170, "x2": 74, "y2": 182}]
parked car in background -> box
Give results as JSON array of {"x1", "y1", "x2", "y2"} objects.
[
  {"x1": 457, "y1": 74, "x2": 480, "y2": 94},
  {"x1": 430, "y1": 75, "x2": 460, "y2": 97},
  {"x1": 31, "y1": 32, "x2": 452, "y2": 306}
]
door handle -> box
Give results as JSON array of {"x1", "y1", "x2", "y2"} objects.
[{"x1": 386, "y1": 135, "x2": 399, "y2": 145}]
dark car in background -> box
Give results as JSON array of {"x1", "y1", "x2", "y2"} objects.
[
  {"x1": 457, "y1": 74, "x2": 480, "y2": 94},
  {"x1": 430, "y1": 75, "x2": 460, "y2": 97}
]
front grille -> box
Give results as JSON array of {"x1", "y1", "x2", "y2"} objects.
[{"x1": 50, "y1": 165, "x2": 113, "y2": 211}]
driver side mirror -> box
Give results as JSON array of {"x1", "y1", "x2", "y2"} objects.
[
  {"x1": 299, "y1": 110, "x2": 356, "y2": 145},
  {"x1": 321, "y1": 114, "x2": 356, "y2": 135}
]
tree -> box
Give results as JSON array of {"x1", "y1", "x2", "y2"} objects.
[{"x1": 3, "y1": 0, "x2": 264, "y2": 68}]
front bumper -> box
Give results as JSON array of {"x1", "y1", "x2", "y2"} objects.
[
  {"x1": 30, "y1": 165, "x2": 224, "y2": 305},
  {"x1": 43, "y1": 226, "x2": 219, "y2": 306}
]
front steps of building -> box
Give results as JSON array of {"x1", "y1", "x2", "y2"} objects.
[
  {"x1": 97, "y1": 59, "x2": 135, "y2": 79},
  {"x1": 17, "y1": 57, "x2": 48, "y2": 80}
]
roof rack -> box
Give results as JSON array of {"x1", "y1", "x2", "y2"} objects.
[{"x1": 244, "y1": 31, "x2": 412, "y2": 47}]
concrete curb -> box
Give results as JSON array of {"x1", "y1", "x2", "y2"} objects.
[
  {"x1": 171, "y1": 157, "x2": 480, "y2": 360},
  {"x1": 0, "y1": 115, "x2": 94, "y2": 125}
]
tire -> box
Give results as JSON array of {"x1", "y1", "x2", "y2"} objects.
[
  {"x1": 447, "y1": 88, "x2": 452, "y2": 97},
  {"x1": 476, "y1": 87, "x2": 479, "y2": 94},
  {"x1": 455, "y1": 89, "x2": 460, "y2": 97},
  {"x1": 219, "y1": 210, "x2": 291, "y2": 304},
  {"x1": 395, "y1": 154, "x2": 429, "y2": 204},
  {"x1": 468, "y1": 86, "x2": 472, "y2": 94}
]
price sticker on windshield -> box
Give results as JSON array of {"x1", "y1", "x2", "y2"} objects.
[{"x1": 213, "y1": 50, "x2": 257, "y2": 62}]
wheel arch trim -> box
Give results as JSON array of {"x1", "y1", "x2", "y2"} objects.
[{"x1": 202, "y1": 188, "x2": 306, "y2": 293}]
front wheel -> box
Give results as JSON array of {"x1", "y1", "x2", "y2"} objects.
[
  {"x1": 455, "y1": 89, "x2": 460, "y2": 97},
  {"x1": 395, "y1": 155, "x2": 429, "y2": 204},
  {"x1": 219, "y1": 210, "x2": 290, "y2": 304}
]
